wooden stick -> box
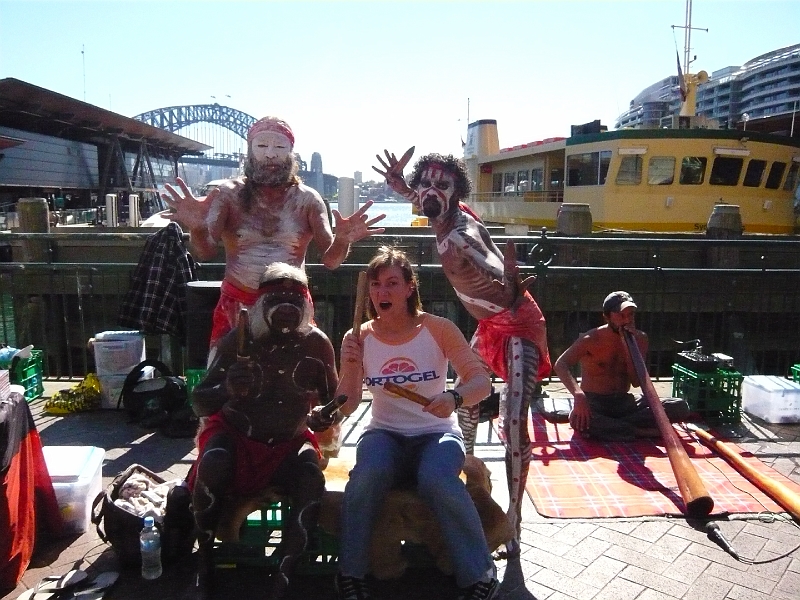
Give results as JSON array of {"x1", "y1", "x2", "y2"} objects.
[
  {"x1": 236, "y1": 307, "x2": 250, "y2": 360},
  {"x1": 688, "y1": 424, "x2": 800, "y2": 521},
  {"x1": 384, "y1": 381, "x2": 431, "y2": 407},
  {"x1": 623, "y1": 330, "x2": 714, "y2": 517},
  {"x1": 352, "y1": 271, "x2": 367, "y2": 341}
]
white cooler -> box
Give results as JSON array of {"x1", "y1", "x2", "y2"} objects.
[
  {"x1": 742, "y1": 375, "x2": 800, "y2": 424},
  {"x1": 42, "y1": 446, "x2": 105, "y2": 534}
]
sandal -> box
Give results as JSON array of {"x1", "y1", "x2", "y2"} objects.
[
  {"x1": 18, "y1": 570, "x2": 88, "y2": 599},
  {"x1": 71, "y1": 571, "x2": 119, "y2": 599}
]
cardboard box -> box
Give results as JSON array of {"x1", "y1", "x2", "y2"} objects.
[
  {"x1": 93, "y1": 336, "x2": 145, "y2": 376},
  {"x1": 99, "y1": 366, "x2": 154, "y2": 409},
  {"x1": 43, "y1": 446, "x2": 105, "y2": 534},
  {"x1": 742, "y1": 375, "x2": 800, "y2": 423}
]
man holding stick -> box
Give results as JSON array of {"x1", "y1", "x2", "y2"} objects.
[{"x1": 554, "y1": 291, "x2": 689, "y2": 441}]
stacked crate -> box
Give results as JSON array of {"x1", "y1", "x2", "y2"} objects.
[
  {"x1": 671, "y1": 363, "x2": 744, "y2": 424},
  {"x1": 10, "y1": 349, "x2": 44, "y2": 402}
]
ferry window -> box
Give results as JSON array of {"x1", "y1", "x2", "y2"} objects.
[
  {"x1": 783, "y1": 162, "x2": 799, "y2": 191},
  {"x1": 492, "y1": 173, "x2": 503, "y2": 193},
  {"x1": 743, "y1": 160, "x2": 766, "y2": 187},
  {"x1": 709, "y1": 157, "x2": 744, "y2": 186},
  {"x1": 568, "y1": 152, "x2": 610, "y2": 186},
  {"x1": 648, "y1": 156, "x2": 674, "y2": 185},
  {"x1": 616, "y1": 156, "x2": 642, "y2": 185},
  {"x1": 765, "y1": 161, "x2": 786, "y2": 189},
  {"x1": 550, "y1": 168, "x2": 564, "y2": 189},
  {"x1": 679, "y1": 156, "x2": 707, "y2": 185},
  {"x1": 599, "y1": 151, "x2": 612, "y2": 185},
  {"x1": 531, "y1": 169, "x2": 543, "y2": 191},
  {"x1": 504, "y1": 172, "x2": 516, "y2": 192},
  {"x1": 517, "y1": 170, "x2": 529, "y2": 192}
]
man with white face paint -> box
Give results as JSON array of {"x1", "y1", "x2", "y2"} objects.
[
  {"x1": 162, "y1": 116, "x2": 385, "y2": 359},
  {"x1": 375, "y1": 151, "x2": 551, "y2": 554}
]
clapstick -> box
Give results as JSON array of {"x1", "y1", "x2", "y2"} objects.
[{"x1": 384, "y1": 381, "x2": 431, "y2": 407}]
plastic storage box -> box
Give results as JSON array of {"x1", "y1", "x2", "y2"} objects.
[
  {"x1": 10, "y1": 349, "x2": 44, "y2": 402},
  {"x1": 92, "y1": 332, "x2": 145, "y2": 376},
  {"x1": 742, "y1": 375, "x2": 800, "y2": 424},
  {"x1": 42, "y1": 446, "x2": 105, "y2": 534}
]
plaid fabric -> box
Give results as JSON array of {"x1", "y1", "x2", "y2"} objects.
[
  {"x1": 117, "y1": 222, "x2": 197, "y2": 337},
  {"x1": 525, "y1": 413, "x2": 800, "y2": 518}
]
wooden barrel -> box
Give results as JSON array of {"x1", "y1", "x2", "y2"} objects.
[
  {"x1": 556, "y1": 203, "x2": 592, "y2": 236},
  {"x1": 17, "y1": 197, "x2": 51, "y2": 262},
  {"x1": 706, "y1": 204, "x2": 743, "y2": 239}
]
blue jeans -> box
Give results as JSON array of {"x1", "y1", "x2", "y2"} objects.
[{"x1": 338, "y1": 429, "x2": 493, "y2": 588}]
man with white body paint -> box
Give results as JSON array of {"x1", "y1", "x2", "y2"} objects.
[{"x1": 163, "y1": 116, "x2": 385, "y2": 359}]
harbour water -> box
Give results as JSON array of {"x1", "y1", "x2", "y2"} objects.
[{"x1": 331, "y1": 201, "x2": 414, "y2": 228}]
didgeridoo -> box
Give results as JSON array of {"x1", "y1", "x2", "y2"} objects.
[
  {"x1": 623, "y1": 330, "x2": 714, "y2": 517},
  {"x1": 384, "y1": 381, "x2": 431, "y2": 407},
  {"x1": 687, "y1": 424, "x2": 800, "y2": 521}
]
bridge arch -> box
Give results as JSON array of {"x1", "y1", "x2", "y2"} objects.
[{"x1": 133, "y1": 104, "x2": 257, "y2": 141}]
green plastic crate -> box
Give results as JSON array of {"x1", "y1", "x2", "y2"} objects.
[
  {"x1": 672, "y1": 363, "x2": 743, "y2": 424},
  {"x1": 10, "y1": 349, "x2": 44, "y2": 402},
  {"x1": 184, "y1": 368, "x2": 206, "y2": 394},
  {"x1": 214, "y1": 502, "x2": 284, "y2": 568},
  {"x1": 791, "y1": 364, "x2": 800, "y2": 383},
  {"x1": 212, "y1": 501, "x2": 340, "y2": 574}
]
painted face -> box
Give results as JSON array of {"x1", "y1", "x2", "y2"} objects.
[
  {"x1": 416, "y1": 165, "x2": 456, "y2": 219},
  {"x1": 250, "y1": 131, "x2": 293, "y2": 163},
  {"x1": 261, "y1": 280, "x2": 306, "y2": 334},
  {"x1": 369, "y1": 265, "x2": 414, "y2": 317}
]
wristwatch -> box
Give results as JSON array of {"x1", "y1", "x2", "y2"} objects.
[{"x1": 448, "y1": 389, "x2": 464, "y2": 410}]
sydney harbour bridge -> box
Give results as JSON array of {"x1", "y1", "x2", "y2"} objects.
[{"x1": 133, "y1": 103, "x2": 333, "y2": 197}]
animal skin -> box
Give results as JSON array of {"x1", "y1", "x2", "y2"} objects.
[{"x1": 318, "y1": 455, "x2": 513, "y2": 580}]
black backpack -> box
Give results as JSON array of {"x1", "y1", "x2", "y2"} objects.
[{"x1": 118, "y1": 359, "x2": 187, "y2": 428}]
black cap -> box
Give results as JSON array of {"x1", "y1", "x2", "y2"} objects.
[{"x1": 603, "y1": 291, "x2": 637, "y2": 313}]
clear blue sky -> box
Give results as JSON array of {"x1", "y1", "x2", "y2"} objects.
[{"x1": 1, "y1": 0, "x2": 798, "y2": 180}]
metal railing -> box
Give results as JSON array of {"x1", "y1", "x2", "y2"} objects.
[{"x1": 1, "y1": 258, "x2": 798, "y2": 382}]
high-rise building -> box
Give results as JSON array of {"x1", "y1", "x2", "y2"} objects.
[
  {"x1": 615, "y1": 44, "x2": 800, "y2": 133},
  {"x1": 309, "y1": 152, "x2": 324, "y2": 195},
  {"x1": 354, "y1": 171, "x2": 362, "y2": 185}
]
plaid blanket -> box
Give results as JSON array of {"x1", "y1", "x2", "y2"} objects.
[{"x1": 526, "y1": 413, "x2": 800, "y2": 518}]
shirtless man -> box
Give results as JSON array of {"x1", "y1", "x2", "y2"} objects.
[
  {"x1": 375, "y1": 150, "x2": 550, "y2": 549},
  {"x1": 553, "y1": 290, "x2": 689, "y2": 441},
  {"x1": 189, "y1": 263, "x2": 340, "y2": 600},
  {"x1": 163, "y1": 116, "x2": 385, "y2": 357}
]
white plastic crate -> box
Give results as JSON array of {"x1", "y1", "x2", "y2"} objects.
[{"x1": 741, "y1": 375, "x2": 800, "y2": 424}]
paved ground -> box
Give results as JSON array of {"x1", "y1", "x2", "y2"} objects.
[{"x1": 4, "y1": 378, "x2": 800, "y2": 600}]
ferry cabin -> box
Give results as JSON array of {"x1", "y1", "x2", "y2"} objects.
[{"x1": 464, "y1": 120, "x2": 800, "y2": 234}]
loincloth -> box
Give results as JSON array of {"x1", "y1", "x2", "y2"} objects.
[
  {"x1": 472, "y1": 294, "x2": 551, "y2": 381},
  {"x1": 188, "y1": 412, "x2": 319, "y2": 497}
]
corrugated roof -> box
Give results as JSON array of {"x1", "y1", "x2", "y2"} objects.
[{"x1": 0, "y1": 78, "x2": 210, "y2": 154}]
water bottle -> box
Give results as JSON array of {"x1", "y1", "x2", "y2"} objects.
[{"x1": 140, "y1": 516, "x2": 163, "y2": 580}]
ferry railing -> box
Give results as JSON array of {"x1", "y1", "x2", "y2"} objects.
[
  {"x1": 1, "y1": 258, "x2": 799, "y2": 383},
  {"x1": 468, "y1": 191, "x2": 564, "y2": 203}
]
